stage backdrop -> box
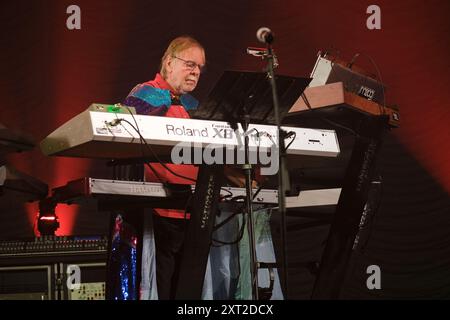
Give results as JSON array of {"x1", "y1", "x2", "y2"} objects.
[{"x1": 0, "y1": 0, "x2": 449, "y2": 299}]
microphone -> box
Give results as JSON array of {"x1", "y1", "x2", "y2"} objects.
[
  {"x1": 246, "y1": 47, "x2": 279, "y2": 68},
  {"x1": 256, "y1": 27, "x2": 274, "y2": 44}
]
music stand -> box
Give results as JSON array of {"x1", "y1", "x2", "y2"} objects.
[
  {"x1": 193, "y1": 70, "x2": 311, "y2": 125},
  {"x1": 0, "y1": 123, "x2": 35, "y2": 156},
  {"x1": 193, "y1": 70, "x2": 310, "y2": 299}
]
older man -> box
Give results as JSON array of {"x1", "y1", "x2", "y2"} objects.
[{"x1": 122, "y1": 36, "x2": 206, "y2": 299}]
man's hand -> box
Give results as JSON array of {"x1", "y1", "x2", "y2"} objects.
[{"x1": 224, "y1": 166, "x2": 258, "y2": 188}]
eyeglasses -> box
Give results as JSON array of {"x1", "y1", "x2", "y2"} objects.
[{"x1": 172, "y1": 56, "x2": 206, "y2": 73}]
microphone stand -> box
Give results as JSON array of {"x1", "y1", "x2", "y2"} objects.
[
  {"x1": 265, "y1": 44, "x2": 290, "y2": 299},
  {"x1": 240, "y1": 109, "x2": 259, "y2": 300}
]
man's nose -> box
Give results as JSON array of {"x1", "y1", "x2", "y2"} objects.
[{"x1": 190, "y1": 65, "x2": 201, "y2": 75}]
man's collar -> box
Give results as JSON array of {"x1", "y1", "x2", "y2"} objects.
[
  {"x1": 154, "y1": 73, "x2": 176, "y2": 93},
  {"x1": 128, "y1": 81, "x2": 199, "y2": 110}
]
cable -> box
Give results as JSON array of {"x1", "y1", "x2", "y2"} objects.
[
  {"x1": 346, "y1": 52, "x2": 387, "y2": 116},
  {"x1": 109, "y1": 115, "x2": 164, "y2": 183},
  {"x1": 113, "y1": 118, "x2": 197, "y2": 183},
  {"x1": 120, "y1": 107, "x2": 166, "y2": 184},
  {"x1": 113, "y1": 109, "x2": 245, "y2": 196},
  {"x1": 219, "y1": 187, "x2": 234, "y2": 201},
  {"x1": 211, "y1": 184, "x2": 263, "y2": 245},
  {"x1": 354, "y1": 52, "x2": 387, "y2": 115},
  {"x1": 212, "y1": 206, "x2": 247, "y2": 246},
  {"x1": 284, "y1": 131, "x2": 296, "y2": 151},
  {"x1": 331, "y1": 51, "x2": 387, "y2": 117},
  {"x1": 213, "y1": 202, "x2": 245, "y2": 231},
  {"x1": 111, "y1": 110, "x2": 257, "y2": 213}
]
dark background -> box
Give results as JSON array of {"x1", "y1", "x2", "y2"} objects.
[{"x1": 0, "y1": 0, "x2": 449, "y2": 299}]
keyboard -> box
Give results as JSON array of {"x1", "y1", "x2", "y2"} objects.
[
  {"x1": 40, "y1": 104, "x2": 340, "y2": 160},
  {"x1": 52, "y1": 177, "x2": 341, "y2": 209}
]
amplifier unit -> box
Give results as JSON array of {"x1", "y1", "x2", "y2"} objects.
[
  {"x1": 0, "y1": 235, "x2": 107, "y2": 300},
  {"x1": 309, "y1": 53, "x2": 386, "y2": 105},
  {"x1": 0, "y1": 235, "x2": 107, "y2": 257}
]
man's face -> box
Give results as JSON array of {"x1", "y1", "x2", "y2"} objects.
[{"x1": 165, "y1": 46, "x2": 205, "y2": 95}]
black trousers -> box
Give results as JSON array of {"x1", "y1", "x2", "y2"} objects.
[{"x1": 153, "y1": 214, "x2": 188, "y2": 300}]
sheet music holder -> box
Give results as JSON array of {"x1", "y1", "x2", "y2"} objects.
[
  {"x1": 0, "y1": 123, "x2": 35, "y2": 156},
  {"x1": 0, "y1": 165, "x2": 48, "y2": 201},
  {"x1": 183, "y1": 70, "x2": 310, "y2": 300},
  {"x1": 192, "y1": 70, "x2": 311, "y2": 126}
]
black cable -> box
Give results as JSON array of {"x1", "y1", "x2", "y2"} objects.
[
  {"x1": 211, "y1": 184, "x2": 263, "y2": 246},
  {"x1": 114, "y1": 118, "x2": 197, "y2": 183},
  {"x1": 246, "y1": 127, "x2": 260, "y2": 138},
  {"x1": 253, "y1": 185, "x2": 262, "y2": 200},
  {"x1": 284, "y1": 132, "x2": 296, "y2": 151},
  {"x1": 213, "y1": 202, "x2": 245, "y2": 230},
  {"x1": 219, "y1": 187, "x2": 234, "y2": 201},
  {"x1": 110, "y1": 117, "x2": 196, "y2": 226},
  {"x1": 109, "y1": 113, "x2": 162, "y2": 183},
  {"x1": 117, "y1": 109, "x2": 167, "y2": 184},
  {"x1": 212, "y1": 204, "x2": 247, "y2": 246},
  {"x1": 212, "y1": 201, "x2": 245, "y2": 233},
  {"x1": 113, "y1": 111, "x2": 245, "y2": 197},
  {"x1": 346, "y1": 52, "x2": 387, "y2": 116},
  {"x1": 124, "y1": 106, "x2": 161, "y2": 179}
]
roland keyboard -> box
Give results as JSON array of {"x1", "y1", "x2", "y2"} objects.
[{"x1": 40, "y1": 104, "x2": 340, "y2": 160}]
